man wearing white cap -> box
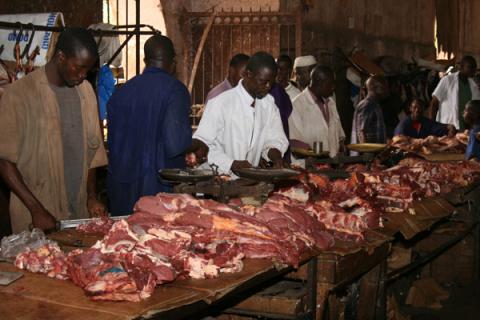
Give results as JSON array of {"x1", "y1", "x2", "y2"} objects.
[{"x1": 293, "y1": 55, "x2": 317, "y2": 91}]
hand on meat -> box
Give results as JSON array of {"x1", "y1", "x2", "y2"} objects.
[
  {"x1": 88, "y1": 197, "x2": 108, "y2": 218},
  {"x1": 31, "y1": 206, "x2": 57, "y2": 233},
  {"x1": 231, "y1": 160, "x2": 252, "y2": 172}
]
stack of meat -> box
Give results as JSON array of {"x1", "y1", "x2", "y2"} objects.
[
  {"x1": 16, "y1": 193, "x2": 334, "y2": 302},
  {"x1": 343, "y1": 158, "x2": 480, "y2": 211},
  {"x1": 390, "y1": 132, "x2": 469, "y2": 154}
]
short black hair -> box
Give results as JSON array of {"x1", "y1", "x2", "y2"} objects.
[
  {"x1": 410, "y1": 98, "x2": 426, "y2": 110},
  {"x1": 55, "y1": 27, "x2": 98, "y2": 60},
  {"x1": 461, "y1": 55, "x2": 477, "y2": 68},
  {"x1": 144, "y1": 34, "x2": 175, "y2": 62},
  {"x1": 246, "y1": 51, "x2": 277, "y2": 73},
  {"x1": 277, "y1": 54, "x2": 293, "y2": 68},
  {"x1": 229, "y1": 53, "x2": 249, "y2": 68}
]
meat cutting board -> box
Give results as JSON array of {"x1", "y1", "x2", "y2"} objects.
[
  {"x1": 0, "y1": 271, "x2": 23, "y2": 286},
  {"x1": 47, "y1": 229, "x2": 102, "y2": 249}
]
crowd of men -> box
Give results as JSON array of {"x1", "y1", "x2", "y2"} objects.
[{"x1": 1, "y1": 29, "x2": 480, "y2": 233}]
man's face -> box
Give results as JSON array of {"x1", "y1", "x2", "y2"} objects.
[
  {"x1": 57, "y1": 48, "x2": 97, "y2": 87},
  {"x1": 277, "y1": 60, "x2": 291, "y2": 83},
  {"x1": 244, "y1": 67, "x2": 275, "y2": 99},
  {"x1": 460, "y1": 62, "x2": 476, "y2": 78},
  {"x1": 295, "y1": 65, "x2": 315, "y2": 89},
  {"x1": 229, "y1": 62, "x2": 247, "y2": 87},
  {"x1": 318, "y1": 78, "x2": 335, "y2": 99},
  {"x1": 410, "y1": 101, "x2": 423, "y2": 121}
]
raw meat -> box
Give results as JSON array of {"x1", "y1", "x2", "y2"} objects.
[{"x1": 76, "y1": 217, "x2": 114, "y2": 235}]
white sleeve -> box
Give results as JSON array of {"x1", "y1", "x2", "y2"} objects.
[
  {"x1": 193, "y1": 99, "x2": 235, "y2": 173},
  {"x1": 262, "y1": 104, "x2": 289, "y2": 161},
  {"x1": 192, "y1": 99, "x2": 220, "y2": 145},
  {"x1": 432, "y1": 76, "x2": 448, "y2": 101},
  {"x1": 332, "y1": 104, "x2": 345, "y2": 138},
  {"x1": 288, "y1": 103, "x2": 306, "y2": 142}
]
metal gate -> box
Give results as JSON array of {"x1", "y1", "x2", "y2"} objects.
[{"x1": 183, "y1": 9, "x2": 301, "y2": 107}]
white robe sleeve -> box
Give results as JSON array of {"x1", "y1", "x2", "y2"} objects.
[
  {"x1": 261, "y1": 104, "x2": 289, "y2": 161},
  {"x1": 193, "y1": 100, "x2": 235, "y2": 173},
  {"x1": 432, "y1": 76, "x2": 448, "y2": 101},
  {"x1": 288, "y1": 102, "x2": 306, "y2": 143},
  {"x1": 193, "y1": 100, "x2": 220, "y2": 145}
]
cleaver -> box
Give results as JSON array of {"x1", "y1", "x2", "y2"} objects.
[{"x1": 0, "y1": 271, "x2": 23, "y2": 286}]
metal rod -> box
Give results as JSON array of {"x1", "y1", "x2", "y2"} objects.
[
  {"x1": 0, "y1": 20, "x2": 156, "y2": 35},
  {"x1": 125, "y1": 0, "x2": 129, "y2": 80},
  {"x1": 135, "y1": 0, "x2": 141, "y2": 75},
  {"x1": 107, "y1": 31, "x2": 135, "y2": 66}
]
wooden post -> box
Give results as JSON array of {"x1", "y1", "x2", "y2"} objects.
[
  {"x1": 295, "y1": 8, "x2": 302, "y2": 57},
  {"x1": 188, "y1": 13, "x2": 216, "y2": 94}
]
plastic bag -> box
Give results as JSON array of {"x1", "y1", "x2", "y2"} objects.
[{"x1": 0, "y1": 228, "x2": 54, "y2": 259}]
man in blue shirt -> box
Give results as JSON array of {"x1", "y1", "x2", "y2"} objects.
[
  {"x1": 394, "y1": 99, "x2": 456, "y2": 138},
  {"x1": 107, "y1": 35, "x2": 192, "y2": 215},
  {"x1": 464, "y1": 100, "x2": 480, "y2": 160}
]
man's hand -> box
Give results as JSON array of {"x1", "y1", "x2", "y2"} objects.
[
  {"x1": 267, "y1": 149, "x2": 284, "y2": 169},
  {"x1": 185, "y1": 139, "x2": 209, "y2": 167},
  {"x1": 87, "y1": 197, "x2": 107, "y2": 217},
  {"x1": 31, "y1": 206, "x2": 57, "y2": 233},
  {"x1": 447, "y1": 124, "x2": 457, "y2": 137},
  {"x1": 231, "y1": 160, "x2": 252, "y2": 172}
]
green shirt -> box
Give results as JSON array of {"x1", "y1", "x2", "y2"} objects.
[{"x1": 458, "y1": 76, "x2": 472, "y2": 131}]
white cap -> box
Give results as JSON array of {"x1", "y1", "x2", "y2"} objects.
[{"x1": 293, "y1": 55, "x2": 317, "y2": 69}]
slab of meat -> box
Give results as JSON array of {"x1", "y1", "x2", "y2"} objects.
[{"x1": 76, "y1": 217, "x2": 114, "y2": 235}]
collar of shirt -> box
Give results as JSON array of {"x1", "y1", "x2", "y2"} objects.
[
  {"x1": 306, "y1": 87, "x2": 329, "y2": 106},
  {"x1": 143, "y1": 67, "x2": 170, "y2": 75},
  {"x1": 237, "y1": 79, "x2": 255, "y2": 109}
]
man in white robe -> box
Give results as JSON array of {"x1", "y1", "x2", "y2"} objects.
[
  {"x1": 289, "y1": 65, "x2": 345, "y2": 158},
  {"x1": 193, "y1": 52, "x2": 289, "y2": 175}
]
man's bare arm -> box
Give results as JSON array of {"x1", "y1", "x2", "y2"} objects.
[{"x1": 0, "y1": 159, "x2": 56, "y2": 231}]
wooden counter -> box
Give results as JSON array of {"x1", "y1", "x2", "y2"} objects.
[{"x1": 0, "y1": 253, "x2": 315, "y2": 320}]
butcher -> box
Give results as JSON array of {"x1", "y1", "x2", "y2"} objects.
[
  {"x1": 463, "y1": 100, "x2": 480, "y2": 160},
  {"x1": 193, "y1": 51, "x2": 289, "y2": 175},
  {"x1": 351, "y1": 75, "x2": 389, "y2": 145},
  {"x1": 0, "y1": 28, "x2": 107, "y2": 233},
  {"x1": 394, "y1": 99, "x2": 456, "y2": 138},
  {"x1": 430, "y1": 56, "x2": 480, "y2": 130},
  {"x1": 289, "y1": 65, "x2": 345, "y2": 158},
  {"x1": 107, "y1": 35, "x2": 192, "y2": 216}
]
